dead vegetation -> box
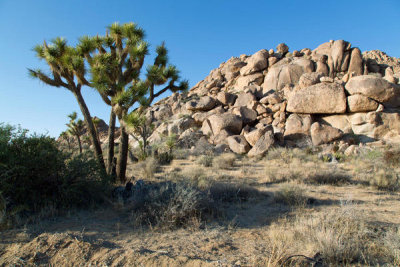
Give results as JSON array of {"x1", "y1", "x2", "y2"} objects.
[{"x1": 1, "y1": 145, "x2": 400, "y2": 266}]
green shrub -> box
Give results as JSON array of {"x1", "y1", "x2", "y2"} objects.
[
  {"x1": 197, "y1": 154, "x2": 213, "y2": 167},
  {"x1": 0, "y1": 123, "x2": 111, "y2": 228}
]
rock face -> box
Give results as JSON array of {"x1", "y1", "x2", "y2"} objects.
[
  {"x1": 227, "y1": 135, "x2": 250, "y2": 154},
  {"x1": 346, "y1": 75, "x2": 397, "y2": 103},
  {"x1": 240, "y1": 49, "x2": 269, "y2": 76},
  {"x1": 262, "y1": 58, "x2": 314, "y2": 93},
  {"x1": 206, "y1": 113, "x2": 243, "y2": 136},
  {"x1": 186, "y1": 96, "x2": 216, "y2": 111},
  {"x1": 348, "y1": 48, "x2": 363, "y2": 76},
  {"x1": 248, "y1": 130, "x2": 275, "y2": 157},
  {"x1": 132, "y1": 39, "x2": 400, "y2": 157},
  {"x1": 310, "y1": 122, "x2": 343, "y2": 146},
  {"x1": 284, "y1": 114, "x2": 312, "y2": 139},
  {"x1": 347, "y1": 95, "x2": 378, "y2": 112},
  {"x1": 286, "y1": 82, "x2": 347, "y2": 114}
]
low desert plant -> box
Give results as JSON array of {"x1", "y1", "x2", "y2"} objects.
[
  {"x1": 273, "y1": 183, "x2": 308, "y2": 207},
  {"x1": 383, "y1": 227, "x2": 400, "y2": 266},
  {"x1": 384, "y1": 149, "x2": 400, "y2": 166},
  {"x1": 370, "y1": 169, "x2": 400, "y2": 191},
  {"x1": 130, "y1": 182, "x2": 210, "y2": 230},
  {"x1": 305, "y1": 170, "x2": 351, "y2": 185},
  {"x1": 197, "y1": 154, "x2": 214, "y2": 167},
  {"x1": 136, "y1": 157, "x2": 159, "y2": 179},
  {"x1": 213, "y1": 153, "x2": 236, "y2": 169},
  {"x1": 265, "y1": 204, "x2": 380, "y2": 266}
]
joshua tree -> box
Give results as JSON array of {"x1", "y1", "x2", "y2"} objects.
[
  {"x1": 29, "y1": 38, "x2": 106, "y2": 171},
  {"x1": 124, "y1": 111, "x2": 154, "y2": 159},
  {"x1": 66, "y1": 112, "x2": 85, "y2": 154},
  {"x1": 59, "y1": 131, "x2": 72, "y2": 151},
  {"x1": 78, "y1": 22, "x2": 188, "y2": 182}
]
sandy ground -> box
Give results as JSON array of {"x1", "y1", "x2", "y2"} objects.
[{"x1": 1, "y1": 153, "x2": 399, "y2": 266}]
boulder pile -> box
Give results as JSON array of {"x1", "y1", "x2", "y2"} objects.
[{"x1": 141, "y1": 40, "x2": 400, "y2": 156}]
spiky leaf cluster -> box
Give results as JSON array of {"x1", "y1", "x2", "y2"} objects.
[
  {"x1": 29, "y1": 38, "x2": 89, "y2": 90},
  {"x1": 66, "y1": 112, "x2": 85, "y2": 137},
  {"x1": 77, "y1": 22, "x2": 188, "y2": 116}
]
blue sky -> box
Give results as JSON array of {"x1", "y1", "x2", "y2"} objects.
[{"x1": 0, "y1": 0, "x2": 399, "y2": 137}]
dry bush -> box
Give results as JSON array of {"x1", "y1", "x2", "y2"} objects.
[
  {"x1": 213, "y1": 153, "x2": 236, "y2": 169},
  {"x1": 273, "y1": 183, "x2": 308, "y2": 207},
  {"x1": 370, "y1": 169, "x2": 400, "y2": 192},
  {"x1": 196, "y1": 154, "x2": 214, "y2": 167},
  {"x1": 130, "y1": 182, "x2": 210, "y2": 230},
  {"x1": 264, "y1": 204, "x2": 382, "y2": 266},
  {"x1": 383, "y1": 227, "x2": 400, "y2": 266},
  {"x1": 384, "y1": 149, "x2": 400, "y2": 166},
  {"x1": 172, "y1": 148, "x2": 191, "y2": 159},
  {"x1": 266, "y1": 147, "x2": 317, "y2": 163},
  {"x1": 305, "y1": 170, "x2": 351, "y2": 185},
  {"x1": 207, "y1": 181, "x2": 262, "y2": 203},
  {"x1": 136, "y1": 157, "x2": 159, "y2": 179}
]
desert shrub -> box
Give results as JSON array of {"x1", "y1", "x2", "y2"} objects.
[
  {"x1": 384, "y1": 227, "x2": 400, "y2": 266},
  {"x1": 129, "y1": 181, "x2": 213, "y2": 230},
  {"x1": 384, "y1": 149, "x2": 400, "y2": 166},
  {"x1": 207, "y1": 181, "x2": 261, "y2": 203},
  {"x1": 0, "y1": 124, "x2": 111, "y2": 228},
  {"x1": 305, "y1": 171, "x2": 351, "y2": 185},
  {"x1": 273, "y1": 183, "x2": 308, "y2": 207},
  {"x1": 136, "y1": 157, "x2": 159, "y2": 179},
  {"x1": 265, "y1": 204, "x2": 380, "y2": 266},
  {"x1": 172, "y1": 148, "x2": 190, "y2": 159},
  {"x1": 213, "y1": 153, "x2": 236, "y2": 169},
  {"x1": 197, "y1": 154, "x2": 213, "y2": 167},
  {"x1": 370, "y1": 169, "x2": 400, "y2": 191}
]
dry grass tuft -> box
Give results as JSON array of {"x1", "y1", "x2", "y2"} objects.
[
  {"x1": 370, "y1": 169, "x2": 400, "y2": 192},
  {"x1": 273, "y1": 183, "x2": 308, "y2": 207},
  {"x1": 136, "y1": 157, "x2": 159, "y2": 179},
  {"x1": 305, "y1": 170, "x2": 351, "y2": 185},
  {"x1": 264, "y1": 203, "x2": 382, "y2": 266},
  {"x1": 213, "y1": 153, "x2": 236, "y2": 169}
]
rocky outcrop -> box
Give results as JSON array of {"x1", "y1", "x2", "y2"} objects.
[
  {"x1": 133, "y1": 39, "x2": 400, "y2": 157},
  {"x1": 310, "y1": 122, "x2": 343, "y2": 146},
  {"x1": 346, "y1": 75, "x2": 397, "y2": 104},
  {"x1": 286, "y1": 82, "x2": 347, "y2": 114}
]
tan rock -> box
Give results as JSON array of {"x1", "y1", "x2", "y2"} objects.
[
  {"x1": 298, "y1": 72, "x2": 323, "y2": 89},
  {"x1": 192, "y1": 106, "x2": 224, "y2": 124},
  {"x1": 248, "y1": 130, "x2": 275, "y2": 157},
  {"x1": 207, "y1": 113, "x2": 243, "y2": 136},
  {"x1": 286, "y1": 82, "x2": 347, "y2": 114},
  {"x1": 316, "y1": 55, "x2": 329, "y2": 76},
  {"x1": 240, "y1": 49, "x2": 269, "y2": 76},
  {"x1": 260, "y1": 92, "x2": 282, "y2": 105},
  {"x1": 186, "y1": 96, "x2": 217, "y2": 111},
  {"x1": 217, "y1": 91, "x2": 237, "y2": 106},
  {"x1": 284, "y1": 114, "x2": 312, "y2": 139},
  {"x1": 227, "y1": 135, "x2": 250, "y2": 154},
  {"x1": 235, "y1": 73, "x2": 264, "y2": 90},
  {"x1": 321, "y1": 115, "x2": 352, "y2": 134},
  {"x1": 347, "y1": 48, "x2": 363, "y2": 76},
  {"x1": 244, "y1": 127, "x2": 269, "y2": 146},
  {"x1": 232, "y1": 106, "x2": 257, "y2": 124},
  {"x1": 345, "y1": 75, "x2": 397, "y2": 103},
  {"x1": 268, "y1": 57, "x2": 278, "y2": 67},
  {"x1": 347, "y1": 95, "x2": 379, "y2": 112},
  {"x1": 234, "y1": 92, "x2": 257, "y2": 107},
  {"x1": 262, "y1": 58, "x2": 314, "y2": 94},
  {"x1": 310, "y1": 122, "x2": 343, "y2": 146},
  {"x1": 276, "y1": 43, "x2": 289, "y2": 55}
]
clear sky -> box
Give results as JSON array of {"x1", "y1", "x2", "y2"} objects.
[{"x1": 0, "y1": 0, "x2": 399, "y2": 137}]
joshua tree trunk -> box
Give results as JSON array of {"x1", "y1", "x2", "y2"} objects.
[
  {"x1": 73, "y1": 89, "x2": 106, "y2": 171},
  {"x1": 107, "y1": 109, "x2": 116, "y2": 175},
  {"x1": 77, "y1": 135, "x2": 82, "y2": 154},
  {"x1": 116, "y1": 124, "x2": 129, "y2": 183}
]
